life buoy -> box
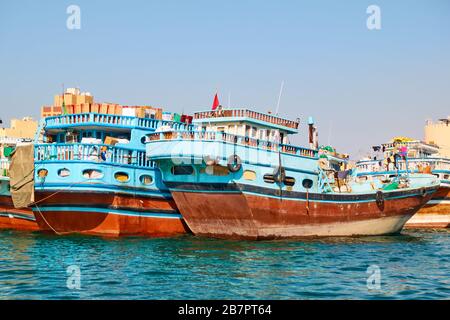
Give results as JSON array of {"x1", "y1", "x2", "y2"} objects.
[{"x1": 227, "y1": 155, "x2": 242, "y2": 173}]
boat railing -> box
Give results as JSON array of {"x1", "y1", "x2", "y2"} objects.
[
  {"x1": 194, "y1": 109, "x2": 299, "y2": 130},
  {"x1": 0, "y1": 158, "x2": 10, "y2": 176},
  {"x1": 44, "y1": 113, "x2": 192, "y2": 131},
  {"x1": 357, "y1": 157, "x2": 450, "y2": 172},
  {"x1": 147, "y1": 130, "x2": 317, "y2": 158},
  {"x1": 34, "y1": 143, "x2": 153, "y2": 168}
]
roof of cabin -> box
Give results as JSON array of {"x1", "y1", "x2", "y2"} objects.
[{"x1": 193, "y1": 108, "x2": 299, "y2": 134}]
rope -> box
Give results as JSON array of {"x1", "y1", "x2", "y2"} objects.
[{"x1": 34, "y1": 203, "x2": 69, "y2": 236}]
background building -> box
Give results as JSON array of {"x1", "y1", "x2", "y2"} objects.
[
  {"x1": 425, "y1": 117, "x2": 450, "y2": 157},
  {"x1": 0, "y1": 117, "x2": 38, "y2": 140}
]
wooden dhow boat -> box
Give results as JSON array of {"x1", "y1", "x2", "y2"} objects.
[{"x1": 145, "y1": 107, "x2": 440, "y2": 240}]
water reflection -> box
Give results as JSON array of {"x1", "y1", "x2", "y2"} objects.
[{"x1": 0, "y1": 229, "x2": 448, "y2": 299}]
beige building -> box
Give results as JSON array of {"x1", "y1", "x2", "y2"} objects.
[
  {"x1": 424, "y1": 117, "x2": 450, "y2": 157},
  {"x1": 0, "y1": 117, "x2": 38, "y2": 140}
]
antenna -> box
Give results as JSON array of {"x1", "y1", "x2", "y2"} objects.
[
  {"x1": 228, "y1": 92, "x2": 231, "y2": 108},
  {"x1": 275, "y1": 81, "x2": 284, "y2": 115}
]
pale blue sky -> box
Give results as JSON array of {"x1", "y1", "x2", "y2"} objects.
[{"x1": 0, "y1": 0, "x2": 449, "y2": 158}]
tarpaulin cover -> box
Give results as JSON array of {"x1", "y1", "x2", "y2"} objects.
[
  {"x1": 3, "y1": 146, "x2": 14, "y2": 157},
  {"x1": 9, "y1": 144, "x2": 35, "y2": 208}
]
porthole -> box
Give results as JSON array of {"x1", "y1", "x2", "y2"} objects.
[
  {"x1": 302, "y1": 179, "x2": 313, "y2": 189},
  {"x1": 284, "y1": 176, "x2": 296, "y2": 186},
  {"x1": 171, "y1": 166, "x2": 194, "y2": 176},
  {"x1": 263, "y1": 174, "x2": 275, "y2": 184},
  {"x1": 58, "y1": 168, "x2": 71, "y2": 178},
  {"x1": 114, "y1": 172, "x2": 130, "y2": 182},
  {"x1": 140, "y1": 175, "x2": 153, "y2": 185},
  {"x1": 37, "y1": 169, "x2": 48, "y2": 178},
  {"x1": 82, "y1": 169, "x2": 104, "y2": 179},
  {"x1": 141, "y1": 136, "x2": 147, "y2": 144},
  {"x1": 243, "y1": 170, "x2": 257, "y2": 181},
  {"x1": 444, "y1": 174, "x2": 449, "y2": 180}
]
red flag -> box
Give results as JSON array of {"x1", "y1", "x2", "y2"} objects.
[{"x1": 212, "y1": 93, "x2": 220, "y2": 110}]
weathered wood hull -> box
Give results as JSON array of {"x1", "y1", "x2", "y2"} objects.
[
  {"x1": 0, "y1": 195, "x2": 38, "y2": 231},
  {"x1": 32, "y1": 191, "x2": 189, "y2": 237},
  {"x1": 168, "y1": 183, "x2": 438, "y2": 240},
  {"x1": 405, "y1": 185, "x2": 450, "y2": 228}
]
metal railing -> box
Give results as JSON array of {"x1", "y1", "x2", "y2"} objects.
[
  {"x1": 0, "y1": 159, "x2": 10, "y2": 177},
  {"x1": 318, "y1": 167, "x2": 333, "y2": 193},
  {"x1": 44, "y1": 113, "x2": 192, "y2": 131},
  {"x1": 194, "y1": 109, "x2": 299, "y2": 130},
  {"x1": 148, "y1": 130, "x2": 317, "y2": 158},
  {"x1": 356, "y1": 157, "x2": 450, "y2": 173},
  {"x1": 34, "y1": 143, "x2": 153, "y2": 168}
]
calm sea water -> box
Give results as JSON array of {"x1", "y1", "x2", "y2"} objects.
[{"x1": 0, "y1": 229, "x2": 449, "y2": 300}]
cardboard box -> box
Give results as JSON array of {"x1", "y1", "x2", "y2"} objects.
[
  {"x1": 173, "y1": 113, "x2": 181, "y2": 122},
  {"x1": 54, "y1": 95, "x2": 63, "y2": 106},
  {"x1": 107, "y1": 104, "x2": 117, "y2": 115},
  {"x1": 63, "y1": 93, "x2": 76, "y2": 105},
  {"x1": 162, "y1": 112, "x2": 173, "y2": 121},
  {"x1": 136, "y1": 107, "x2": 145, "y2": 118},
  {"x1": 100, "y1": 103, "x2": 109, "y2": 114},
  {"x1": 76, "y1": 94, "x2": 94, "y2": 105},
  {"x1": 65, "y1": 105, "x2": 74, "y2": 114},
  {"x1": 90, "y1": 103, "x2": 99, "y2": 113},
  {"x1": 122, "y1": 107, "x2": 136, "y2": 117},
  {"x1": 81, "y1": 103, "x2": 90, "y2": 113},
  {"x1": 104, "y1": 136, "x2": 119, "y2": 146},
  {"x1": 143, "y1": 106, "x2": 163, "y2": 119},
  {"x1": 74, "y1": 104, "x2": 82, "y2": 114}
]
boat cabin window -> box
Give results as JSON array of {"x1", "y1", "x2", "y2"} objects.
[
  {"x1": 58, "y1": 168, "x2": 71, "y2": 177},
  {"x1": 263, "y1": 174, "x2": 275, "y2": 184},
  {"x1": 82, "y1": 169, "x2": 103, "y2": 180},
  {"x1": 114, "y1": 172, "x2": 130, "y2": 183},
  {"x1": 284, "y1": 176, "x2": 295, "y2": 186},
  {"x1": 302, "y1": 179, "x2": 313, "y2": 189},
  {"x1": 171, "y1": 165, "x2": 194, "y2": 175},
  {"x1": 140, "y1": 175, "x2": 153, "y2": 185},
  {"x1": 243, "y1": 170, "x2": 257, "y2": 181}
]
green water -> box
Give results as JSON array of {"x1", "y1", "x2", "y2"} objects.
[{"x1": 0, "y1": 229, "x2": 449, "y2": 299}]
